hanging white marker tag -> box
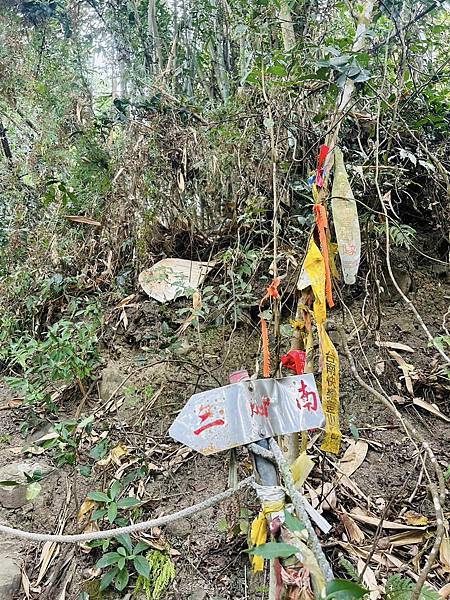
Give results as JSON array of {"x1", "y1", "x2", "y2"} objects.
[{"x1": 169, "y1": 374, "x2": 325, "y2": 455}]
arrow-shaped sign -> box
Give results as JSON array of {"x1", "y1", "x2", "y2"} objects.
[{"x1": 169, "y1": 374, "x2": 325, "y2": 455}]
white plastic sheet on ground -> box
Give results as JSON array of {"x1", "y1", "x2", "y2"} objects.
[
  {"x1": 138, "y1": 258, "x2": 214, "y2": 303},
  {"x1": 169, "y1": 374, "x2": 325, "y2": 455}
]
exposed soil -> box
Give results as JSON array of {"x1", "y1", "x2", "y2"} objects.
[{"x1": 0, "y1": 263, "x2": 448, "y2": 599}]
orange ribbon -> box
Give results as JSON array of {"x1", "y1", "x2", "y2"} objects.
[
  {"x1": 313, "y1": 204, "x2": 334, "y2": 309},
  {"x1": 261, "y1": 317, "x2": 270, "y2": 377},
  {"x1": 263, "y1": 277, "x2": 281, "y2": 302},
  {"x1": 259, "y1": 278, "x2": 282, "y2": 378}
]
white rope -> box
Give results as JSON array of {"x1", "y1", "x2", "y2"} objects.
[
  {"x1": 251, "y1": 439, "x2": 333, "y2": 580},
  {"x1": 268, "y1": 439, "x2": 334, "y2": 581},
  {"x1": 0, "y1": 476, "x2": 254, "y2": 543}
]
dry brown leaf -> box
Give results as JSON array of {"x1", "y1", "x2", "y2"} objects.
[
  {"x1": 21, "y1": 568, "x2": 31, "y2": 599},
  {"x1": 404, "y1": 510, "x2": 428, "y2": 526},
  {"x1": 120, "y1": 309, "x2": 129, "y2": 330},
  {"x1": 341, "y1": 512, "x2": 365, "y2": 543},
  {"x1": 79, "y1": 521, "x2": 99, "y2": 553},
  {"x1": 357, "y1": 558, "x2": 380, "y2": 600},
  {"x1": 439, "y1": 583, "x2": 450, "y2": 598},
  {"x1": 114, "y1": 294, "x2": 136, "y2": 309},
  {"x1": 192, "y1": 290, "x2": 202, "y2": 310},
  {"x1": 349, "y1": 510, "x2": 427, "y2": 531},
  {"x1": 340, "y1": 440, "x2": 368, "y2": 476},
  {"x1": 338, "y1": 541, "x2": 416, "y2": 577},
  {"x1": 97, "y1": 443, "x2": 128, "y2": 467},
  {"x1": 390, "y1": 394, "x2": 406, "y2": 405},
  {"x1": 375, "y1": 361, "x2": 385, "y2": 375},
  {"x1": 65, "y1": 215, "x2": 102, "y2": 226},
  {"x1": 306, "y1": 483, "x2": 320, "y2": 510},
  {"x1": 376, "y1": 341, "x2": 415, "y2": 353},
  {"x1": 77, "y1": 498, "x2": 96, "y2": 524},
  {"x1": 413, "y1": 398, "x2": 450, "y2": 423},
  {"x1": 440, "y1": 528, "x2": 450, "y2": 572},
  {"x1": 0, "y1": 398, "x2": 23, "y2": 410},
  {"x1": 317, "y1": 482, "x2": 337, "y2": 511},
  {"x1": 35, "y1": 541, "x2": 59, "y2": 585},
  {"x1": 389, "y1": 351, "x2": 415, "y2": 395},
  {"x1": 177, "y1": 170, "x2": 185, "y2": 192},
  {"x1": 378, "y1": 530, "x2": 425, "y2": 548}
]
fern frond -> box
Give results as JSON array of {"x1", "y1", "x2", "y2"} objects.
[
  {"x1": 385, "y1": 575, "x2": 440, "y2": 600},
  {"x1": 134, "y1": 550, "x2": 176, "y2": 600}
]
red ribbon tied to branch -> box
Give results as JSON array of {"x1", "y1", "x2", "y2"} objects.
[
  {"x1": 316, "y1": 144, "x2": 330, "y2": 188},
  {"x1": 281, "y1": 350, "x2": 306, "y2": 375}
]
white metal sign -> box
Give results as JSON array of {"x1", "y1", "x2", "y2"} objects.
[{"x1": 169, "y1": 374, "x2": 325, "y2": 455}]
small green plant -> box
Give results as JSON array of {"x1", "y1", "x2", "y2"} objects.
[
  {"x1": 385, "y1": 575, "x2": 441, "y2": 600},
  {"x1": 348, "y1": 415, "x2": 360, "y2": 441},
  {"x1": 373, "y1": 221, "x2": 417, "y2": 249},
  {"x1": 217, "y1": 508, "x2": 251, "y2": 536},
  {"x1": 444, "y1": 464, "x2": 450, "y2": 482},
  {"x1": 88, "y1": 480, "x2": 141, "y2": 525},
  {"x1": 27, "y1": 415, "x2": 94, "y2": 467},
  {"x1": 134, "y1": 549, "x2": 176, "y2": 599},
  {"x1": 95, "y1": 534, "x2": 150, "y2": 592},
  {"x1": 0, "y1": 468, "x2": 43, "y2": 501},
  {"x1": 3, "y1": 302, "x2": 101, "y2": 409}
]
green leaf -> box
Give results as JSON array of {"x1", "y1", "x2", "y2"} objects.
[
  {"x1": 114, "y1": 568, "x2": 129, "y2": 591},
  {"x1": 0, "y1": 480, "x2": 21, "y2": 487},
  {"x1": 117, "y1": 557, "x2": 125, "y2": 570},
  {"x1": 325, "y1": 579, "x2": 368, "y2": 600},
  {"x1": 96, "y1": 552, "x2": 122, "y2": 569},
  {"x1": 109, "y1": 480, "x2": 121, "y2": 500},
  {"x1": 115, "y1": 534, "x2": 133, "y2": 554},
  {"x1": 117, "y1": 497, "x2": 141, "y2": 509},
  {"x1": 217, "y1": 518, "x2": 228, "y2": 532},
  {"x1": 89, "y1": 439, "x2": 109, "y2": 461},
  {"x1": 99, "y1": 567, "x2": 118, "y2": 591},
  {"x1": 26, "y1": 481, "x2": 41, "y2": 501},
  {"x1": 78, "y1": 415, "x2": 94, "y2": 428},
  {"x1": 133, "y1": 555, "x2": 151, "y2": 579},
  {"x1": 133, "y1": 541, "x2": 150, "y2": 555},
  {"x1": 91, "y1": 508, "x2": 108, "y2": 521},
  {"x1": 117, "y1": 546, "x2": 127, "y2": 556},
  {"x1": 87, "y1": 491, "x2": 110, "y2": 503},
  {"x1": 248, "y1": 542, "x2": 298, "y2": 559},
  {"x1": 284, "y1": 510, "x2": 306, "y2": 533},
  {"x1": 78, "y1": 465, "x2": 92, "y2": 478},
  {"x1": 108, "y1": 501, "x2": 118, "y2": 523}
]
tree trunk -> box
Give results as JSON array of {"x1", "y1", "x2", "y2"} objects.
[
  {"x1": 147, "y1": 0, "x2": 163, "y2": 73},
  {"x1": 0, "y1": 118, "x2": 13, "y2": 162},
  {"x1": 278, "y1": 0, "x2": 296, "y2": 51}
]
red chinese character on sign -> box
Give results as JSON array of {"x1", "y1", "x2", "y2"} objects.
[
  {"x1": 193, "y1": 403, "x2": 225, "y2": 436},
  {"x1": 250, "y1": 396, "x2": 271, "y2": 417},
  {"x1": 297, "y1": 380, "x2": 318, "y2": 412},
  {"x1": 344, "y1": 243, "x2": 357, "y2": 256}
]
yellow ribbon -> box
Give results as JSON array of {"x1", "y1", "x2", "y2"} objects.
[
  {"x1": 250, "y1": 500, "x2": 285, "y2": 572},
  {"x1": 318, "y1": 323, "x2": 341, "y2": 454},
  {"x1": 304, "y1": 240, "x2": 341, "y2": 454},
  {"x1": 304, "y1": 240, "x2": 326, "y2": 325}
]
